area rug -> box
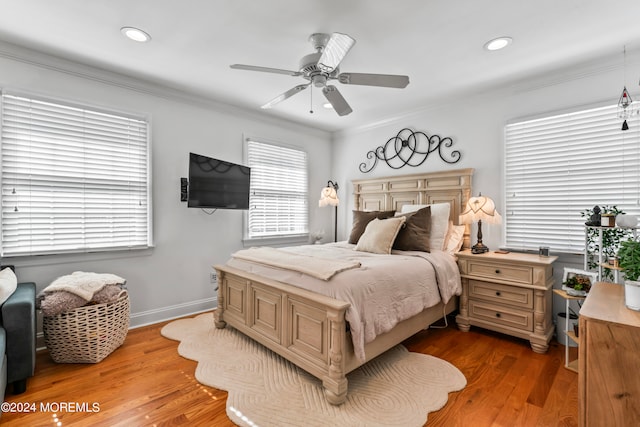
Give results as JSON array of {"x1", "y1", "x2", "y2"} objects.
[{"x1": 161, "y1": 313, "x2": 466, "y2": 427}]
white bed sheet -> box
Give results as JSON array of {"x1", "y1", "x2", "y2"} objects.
[{"x1": 225, "y1": 242, "x2": 461, "y2": 361}]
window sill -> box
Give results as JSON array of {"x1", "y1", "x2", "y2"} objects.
[
  {"x1": 1, "y1": 246, "x2": 154, "y2": 268},
  {"x1": 243, "y1": 235, "x2": 309, "y2": 248}
]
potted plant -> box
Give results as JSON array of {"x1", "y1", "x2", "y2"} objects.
[
  {"x1": 617, "y1": 238, "x2": 640, "y2": 311},
  {"x1": 581, "y1": 205, "x2": 632, "y2": 281},
  {"x1": 562, "y1": 273, "x2": 593, "y2": 296}
]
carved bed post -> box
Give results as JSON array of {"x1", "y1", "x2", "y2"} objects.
[
  {"x1": 456, "y1": 258, "x2": 471, "y2": 332},
  {"x1": 323, "y1": 308, "x2": 348, "y2": 405},
  {"x1": 214, "y1": 270, "x2": 226, "y2": 329},
  {"x1": 460, "y1": 173, "x2": 473, "y2": 250}
]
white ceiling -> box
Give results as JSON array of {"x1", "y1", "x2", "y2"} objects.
[{"x1": 1, "y1": 0, "x2": 640, "y2": 132}]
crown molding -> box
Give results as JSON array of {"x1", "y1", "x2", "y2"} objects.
[
  {"x1": 0, "y1": 40, "x2": 330, "y2": 139},
  {"x1": 333, "y1": 49, "x2": 640, "y2": 139}
]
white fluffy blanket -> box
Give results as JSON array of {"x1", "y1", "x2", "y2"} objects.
[
  {"x1": 232, "y1": 247, "x2": 361, "y2": 280},
  {"x1": 43, "y1": 271, "x2": 126, "y2": 301}
]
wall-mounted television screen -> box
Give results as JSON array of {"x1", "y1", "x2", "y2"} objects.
[{"x1": 187, "y1": 152, "x2": 251, "y2": 210}]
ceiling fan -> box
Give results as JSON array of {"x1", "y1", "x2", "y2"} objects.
[{"x1": 230, "y1": 32, "x2": 410, "y2": 116}]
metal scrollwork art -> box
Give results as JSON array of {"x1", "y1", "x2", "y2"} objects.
[{"x1": 359, "y1": 128, "x2": 461, "y2": 173}]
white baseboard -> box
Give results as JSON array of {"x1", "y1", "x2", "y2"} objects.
[
  {"x1": 36, "y1": 297, "x2": 218, "y2": 351},
  {"x1": 129, "y1": 297, "x2": 218, "y2": 329}
]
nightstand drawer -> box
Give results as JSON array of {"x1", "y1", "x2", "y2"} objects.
[
  {"x1": 469, "y1": 280, "x2": 534, "y2": 310},
  {"x1": 469, "y1": 300, "x2": 533, "y2": 332},
  {"x1": 467, "y1": 261, "x2": 533, "y2": 285}
]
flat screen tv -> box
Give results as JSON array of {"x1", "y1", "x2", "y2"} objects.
[{"x1": 187, "y1": 152, "x2": 251, "y2": 209}]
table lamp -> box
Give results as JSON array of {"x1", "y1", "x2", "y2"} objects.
[{"x1": 459, "y1": 193, "x2": 502, "y2": 254}]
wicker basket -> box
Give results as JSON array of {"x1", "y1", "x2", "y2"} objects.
[{"x1": 43, "y1": 292, "x2": 130, "y2": 363}]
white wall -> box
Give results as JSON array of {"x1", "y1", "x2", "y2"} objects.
[
  {"x1": 332, "y1": 48, "x2": 640, "y2": 321},
  {"x1": 0, "y1": 42, "x2": 333, "y2": 328},
  {"x1": 333, "y1": 51, "x2": 640, "y2": 247}
]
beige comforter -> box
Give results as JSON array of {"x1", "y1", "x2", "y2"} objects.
[{"x1": 226, "y1": 242, "x2": 461, "y2": 361}]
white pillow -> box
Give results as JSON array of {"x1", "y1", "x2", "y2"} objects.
[
  {"x1": 401, "y1": 203, "x2": 451, "y2": 251},
  {"x1": 355, "y1": 216, "x2": 406, "y2": 254},
  {"x1": 0, "y1": 267, "x2": 18, "y2": 305},
  {"x1": 444, "y1": 222, "x2": 466, "y2": 254}
]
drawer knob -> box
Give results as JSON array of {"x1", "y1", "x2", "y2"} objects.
[
  {"x1": 496, "y1": 291, "x2": 501, "y2": 296},
  {"x1": 495, "y1": 269, "x2": 501, "y2": 274},
  {"x1": 496, "y1": 313, "x2": 501, "y2": 318}
]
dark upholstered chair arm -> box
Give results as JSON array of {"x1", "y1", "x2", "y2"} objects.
[
  {"x1": 1, "y1": 282, "x2": 36, "y2": 385},
  {"x1": 0, "y1": 328, "x2": 6, "y2": 358}
]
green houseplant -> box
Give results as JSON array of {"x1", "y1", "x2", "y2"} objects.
[
  {"x1": 617, "y1": 238, "x2": 640, "y2": 311},
  {"x1": 618, "y1": 239, "x2": 640, "y2": 281},
  {"x1": 581, "y1": 205, "x2": 632, "y2": 281}
]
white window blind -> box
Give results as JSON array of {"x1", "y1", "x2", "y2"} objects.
[
  {"x1": 246, "y1": 139, "x2": 308, "y2": 239},
  {"x1": 505, "y1": 103, "x2": 640, "y2": 253},
  {"x1": 1, "y1": 91, "x2": 151, "y2": 256}
]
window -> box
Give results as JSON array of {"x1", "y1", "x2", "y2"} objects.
[
  {"x1": 245, "y1": 139, "x2": 308, "y2": 241},
  {"x1": 1, "y1": 91, "x2": 151, "y2": 257},
  {"x1": 504, "y1": 103, "x2": 640, "y2": 253}
]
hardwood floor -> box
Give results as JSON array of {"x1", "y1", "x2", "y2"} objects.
[{"x1": 2, "y1": 313, "x2": 578, "y2": 426}]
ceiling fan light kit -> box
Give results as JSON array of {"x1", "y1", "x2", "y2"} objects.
[{"x1": 230, "y1": 32, "x2": 410, "y2": 116}]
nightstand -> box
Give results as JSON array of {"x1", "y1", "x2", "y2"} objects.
[{"x1": 456, "y1": 250, "x2": 557, "y2": 353}]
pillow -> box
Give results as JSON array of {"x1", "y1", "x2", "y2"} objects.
[
  {"x1": 0, "y1": 267, "x2": 18, "y2": 305},
  {"x1": 444, "y1": 221, "x2": 466, "y2": 254},
  {"x1": 38, "y1": 291, "x2": 86, "y2": 316},
  {"x1": 348, "y1": 210, "x2": 396, "y2": 244},
  {"x1": 401, "y1": 203, "x2": 451, "y2": 251},
  {"x1": 393, "y1": 206, "x2": 431, "y2": 252},
  {"x1": 355, "y1": 216, "x2": 406, "y2": 254}
]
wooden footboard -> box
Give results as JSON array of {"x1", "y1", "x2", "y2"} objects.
[
  {"x1": 214, "y1": 263, "x2": 457, "y2": 405},
  {"x1": 214, "y1": 264, "x2": 351, "y2": 404}
]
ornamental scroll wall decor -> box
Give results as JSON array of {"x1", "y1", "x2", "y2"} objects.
[{"x1": 358, "y1": 128, "x2": 461, "y2": 173}]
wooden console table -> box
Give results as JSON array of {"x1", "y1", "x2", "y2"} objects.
[{"x1": 579, "y1": 281, "x2": 640, "y2": 426}]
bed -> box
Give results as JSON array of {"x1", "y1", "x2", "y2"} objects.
[{"x1": 214, "y1": 168, "x2": 474, "y2": 405}]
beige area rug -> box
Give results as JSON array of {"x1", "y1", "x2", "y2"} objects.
[{"x1": 161, "y1": 313, "x2": 466, "y2": 427}]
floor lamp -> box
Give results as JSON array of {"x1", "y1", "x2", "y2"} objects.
[
  {"x1": 319, "y1": 180, "x2": 339, "y2": 242},
  {"x1": 459, "y1": 193, "x2": 502, "y2": 254}
]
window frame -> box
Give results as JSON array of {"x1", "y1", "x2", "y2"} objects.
[
  {"x1": 242, "y1": 136, "x2": 309, "y2": 246},
  {"x1": 0, "y1": 88, "x2": 153, "y2": 258}
]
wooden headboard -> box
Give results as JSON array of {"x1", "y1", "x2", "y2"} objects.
[{"x1": 352, "y1": 168, "x2": 474, "y2": 249}]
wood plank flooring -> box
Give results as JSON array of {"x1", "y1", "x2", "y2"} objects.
[{"x1": 2, "y1": 313, "x2": 578, "y2": 426}]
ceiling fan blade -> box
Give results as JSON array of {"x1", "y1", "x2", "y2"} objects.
[
  {"x1": 322, "y1": 85, "x2": 352, "y2": 116},
  {"x1": 230, "y1": 64, "x2": 302, "y2": 76},
  {"x1": 261, "y1": 84, "x2": 309, "y2": 109},
  {"x1": 338, "y1": 72, "x2": 410, "y2": 88},
  {"x1": 317, "y1": 33, "x2": 356, "y2": 73}
]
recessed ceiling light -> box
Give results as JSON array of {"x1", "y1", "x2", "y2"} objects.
[
  {"x1": 484, "y1": 37, "x2": 512, "y2": 51},
  {"x1": 121, "y1": 27, "x2": 151, "y2": 43},
  {"x1": 323, "y1": 103, "x2": 333, "y2": 109}
]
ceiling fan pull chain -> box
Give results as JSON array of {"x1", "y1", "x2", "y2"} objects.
[{"x1": 309, "y1": 85, "x2": 314, "y2": 114}]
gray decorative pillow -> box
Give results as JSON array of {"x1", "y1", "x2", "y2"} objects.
[
  {"x1": 393, "y1": 206, "x2": 431, "y2": 252},
  {"x1": 348, "y1": 210, "x2": 396, "y2": 244}
]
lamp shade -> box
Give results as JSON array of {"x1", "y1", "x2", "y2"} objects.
[
  {"x1": 459, "y1": 195, "x2": 502, "y2": 225},
  {"x1": 319, "y1": 186, "x2": 339, "y2": 207}
]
